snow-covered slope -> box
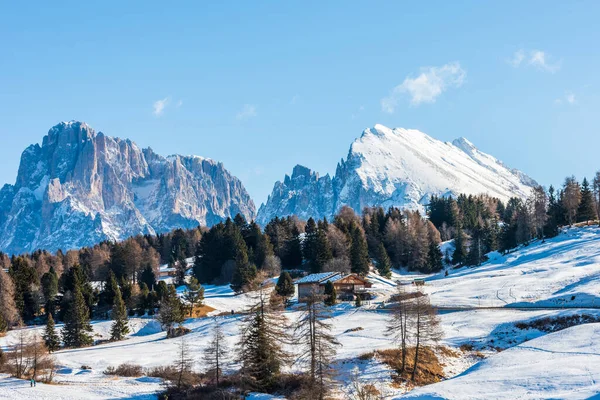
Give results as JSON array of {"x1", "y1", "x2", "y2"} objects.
[
  {"x1": 257, "y1": 124, "x2": 536, "y2": 224},
  {"x1": 0, "y1": 121, "x2": 255, "y2": 254},
  {"x1": 424, "y1": 226, "x2": 600, "y2": 308},
  {"x1": 401, "y1": 323, "x2": 600, "y2": 399}
]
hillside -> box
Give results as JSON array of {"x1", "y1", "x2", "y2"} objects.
[
  {"x1": 257, "y1": 124, "x2": 536, "y2": 224},
  {"x1": 1, "y1": 226, "x2": 599, "y2": 399}
]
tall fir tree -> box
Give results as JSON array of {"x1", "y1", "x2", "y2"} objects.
[
  {"x1": 275, "y1": 271, "x2": 295, "y2": 301},
  {"x1": 452, "y1": 225, "x2": 468, "y2": 265},
  {"x1": 61, "y1": 284, "x2": 93, "y2": 348},
  {"x1": 349, "y1": 224, "x2": 370, "y2": 276},
  {"x1": 426, "y1": 239, "x2": 444, "y2": 272},
  {"x1": 41, "y1": 266, "x2": 58, "y2": 317},
  {"x1": 43, "y1": 313, "x2": 60, "y2": 352},
  {"x1": 323, "y1": 280, "x2": 337, "y2": 306},
  {"x1": 577, "y1": 178, "x2": 598, "y2": 223},
  {"x1": 375, "y1": 243, "x2": 392, "y2": 278},
  {"x1": 182, "y1": 277, "x2": 204, "y2": 316},
  {"x1": 110, "y1": 286, "x2": 129, "y2": 341}
]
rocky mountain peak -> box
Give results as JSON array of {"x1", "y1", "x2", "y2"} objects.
[
  {"x1": 0, "y1": 121, "x2": 255, "y2": 254},
  {"x1": 257, "y1": 124, "x2": 536, "y2": 224}
]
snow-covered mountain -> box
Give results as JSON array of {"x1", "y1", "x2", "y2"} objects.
[
  {"x1": 257, "y1": 124, "x2": 536, "y2": 225},
  {"x1": 0, "y1": 121, "x2": 255, "y2": 254}
]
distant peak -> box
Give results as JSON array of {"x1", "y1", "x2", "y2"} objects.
[
  {"x1": 43, "y1": 121, "x2": 96, "y2": 148},
  {"x1": 452, "y1": 137, "x2": 477, "y2": 154},
  {"x1": 291, "y1": 164, "x2": 314, "y2": 179},
  {"x1": 362, "y1": 124, "x2": 394, "y2": 138}
]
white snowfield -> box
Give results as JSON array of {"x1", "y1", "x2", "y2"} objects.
[
  {"x1": 425, "y1": 226, "x2": 600, "y2": 308},
  {"x1": 349, "y1": 124, "x2": 536, "y2": 208},
  {"x1": 1, "y1": 226, "x2": 600, "y2": 399},
  {"x1": 401, "y1": 323, "x2": 600, "y2": 400}
]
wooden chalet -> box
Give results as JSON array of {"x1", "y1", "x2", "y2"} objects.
[{"x1": 295, "y1": 272, "x2": 372, "y2": 302}]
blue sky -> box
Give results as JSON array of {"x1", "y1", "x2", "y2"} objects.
[{"x1": 1, "y1": 1, "x2": 599, "y2": 205}]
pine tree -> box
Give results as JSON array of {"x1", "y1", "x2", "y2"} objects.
[
  {"x1": 349, "y1": 224, "x2": 370, "y2": 276},
  {"x1": 323, "y1": 280, "x2": 337, "y2": 306},
  {"x1": 452, "y1": 225, "x2": 467, "y2": 265},
  {"x1": 294, "y1": 291, "x2": 339, "y2": 399},
  {"x1": 203, "y1": 317, "x2": 229, "y2": 387},
  {"x1": 313, "y1": 226, "x2": 333, "y2": 274},
  {"x1": 182, "y1": 277, "x2": 204, "y2": 316},
  {"x1": 426, "y1": 239, "x2": 444, "y2": 272},
  {"x1": 238, "y1": 289, "x2": 290, "y2": 391},
  {"x1": 157, "y1": 284, "x2": 184, "y2": 332},
  {"x1": 61, "y1": 284, "x2": 93, "y2": 348},
  {"x1": 41, "y1": 266, "x2": 58, "y2": 316},
  {"x1": 230, "y1": 244, "x2": 257, "y2": 293},
  {"x1": 275, "y1": 271, "x2": 295, "y2": 302},
  {"x1": 140, "y1": 265, "x2": 157, "y2": 291},
  {"x1": 577, "y1": 178, "x2": 597, "y2": 224},
  {"x1": 110, "y1": 286, "x2": 129, "y2": 341},
  {"x1": 43, "y1": 313, "x2": 60, "y2": 352},
  {"x1": 375, "y1": 243, "x2": 392, "y2": 278},
  {"x1": 466, "y1": 223, "x2": 485, "y2": 266}
]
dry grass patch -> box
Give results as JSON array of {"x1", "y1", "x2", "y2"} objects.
[
  {"x1": 188, "y1": 304, "x2": 216, "y2": 318},
  {"x1": 376, "y1": 347, "x2": 446, "y2": 387}
]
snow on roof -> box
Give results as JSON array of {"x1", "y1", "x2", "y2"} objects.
[{"x1": 295, "y1": 272, "x2": 341, "y2": 284}]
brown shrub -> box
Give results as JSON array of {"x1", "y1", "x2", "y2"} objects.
[
  {"x1": 104, "y1": 363, "x2": 143, "y2": 377},
  {"x1": 377, "y1": 347, "x2": 446, "y2": 386}
]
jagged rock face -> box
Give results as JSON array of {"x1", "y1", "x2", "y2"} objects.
[
  {"x1": 257, "y1": 124, "x2": 536, "y2": 225},
  {"x1": 0, "y1": 121, "x2": 255, "y2": 254}
]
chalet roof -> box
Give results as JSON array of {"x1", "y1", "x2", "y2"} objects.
[{"x1": 295, "y1": 272, "x2": 341, "y2": 284}]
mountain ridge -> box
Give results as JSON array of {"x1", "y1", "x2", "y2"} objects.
[
  {"x1": 0, "y1": 121, "x2": 255, "y2": 254},
  {"x1": 256, "y1": 124, "x2": 536, "y2": 225}
]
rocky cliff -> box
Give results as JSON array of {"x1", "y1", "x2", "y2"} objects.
[{"x1": 0, "y1": 121, "x2": 255, "y2": 254}]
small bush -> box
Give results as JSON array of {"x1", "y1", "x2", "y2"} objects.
[
  {"x1": 104, "y1": 363, "x2": 143, "y2": 377},
  {"x1": 167, "y1": 326, "x2": 192, "y2": 338}
]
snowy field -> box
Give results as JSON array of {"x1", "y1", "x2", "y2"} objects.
[{"x1": 1, "y1": 226, "x2": 600, "y2": 399}]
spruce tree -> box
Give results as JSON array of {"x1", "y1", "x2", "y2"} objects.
[
  {"x1": 349, "y1": 224, "x2": 370, "y2": 276},
  {"x1": 157, "y1": 284, "x2": 184, "y2": 332},
  {"x1": 41, "y1": 266, "x2": 58, "y2": 316},
  {"x1": 313, "y1": 227, "x2": 333, "y2": 274},
  {"x1": 275, "y1": 271, "x2": 295, "y2": 301},
  {"x1": 577, "y1": 178, "x2": 598, "y2": 223},
  {"x1": 182, "y1": 277, "x2": 204, "y2": 316},
  {"x1": 375, "y1": 243, "x2": 392, "y2": 278},
  {"x1": 238, "y1": 290, "x2": 290, "y2": 391},
  {"x1": 324, "y1": 280, "x2": 337, "y2": 306},
  {"x1": 43, "y1": 313, "x2": 60, "y2": 352},
  {"x1": 110, "y1": 286, "x2": 129, "y2": 341},
  {"x1": 140, "y1": 265, "x2": 157, "y2": 291},
  {"x1": 426, "y1": 239, "x2": 444, "y2": 272},
  {"x1": 61, "y1": 284, "x2": 93, "y2": 348},
  {"x1": 452, "y1": 225, "x2": 468, "y2": 266},
  {"x1": 303, "y1": 218, "x2": 319, "y2": 272}
]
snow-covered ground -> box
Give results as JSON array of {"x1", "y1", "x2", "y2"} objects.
[
  {"x1": 424, "y1": 227, "x2": 600, "y2": 308},
  {"x1": 1, "y1": 226, "x2": 600, "y2": 399},
  {"x1": 401, "y1": 323, "x2": 600, "y2": 399}
]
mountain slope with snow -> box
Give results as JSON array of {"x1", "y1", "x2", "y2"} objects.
[
  {"x1": 400, "y1": 322, "x2": 600, "y2": 399},
  {"x1": 0, "y1": 121, "x2": 255, "y2": 254},
  {"x1": 257, "y1": 124, "x2": 536, "y2": 224}
]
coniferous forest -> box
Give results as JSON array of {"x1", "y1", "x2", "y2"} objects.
[{"x1": 1, "y1": 173, "x2": 598, "y2": 334}]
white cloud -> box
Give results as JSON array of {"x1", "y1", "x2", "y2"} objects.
[
  {"x1": 236, "y1": 104, "x2": 257, "y2": 120},
  {"x1": 381, "y1": 62, "x2": 466, "y2": 112},
  {"x1": 351, "y1": 105, "x2": 365, "y2": 119},
  {"x1": 509, "y1": 49, "x2": 526, "y2": 67},
  {"x1": 509, "y1": 49, "x2": 561, "y2": 73},
  {"x1": 290, "y1": 95, "x2": 299, "y2": 105},
  {"x1": 556, "y1": 92, "x2": 576, "y2": 105},
  {"x1": 153, "y1": 97, "x2": 170, "y2": 116},
  {"x1": 176, "y1": 99, "x2": 183, "y2": 108}
]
